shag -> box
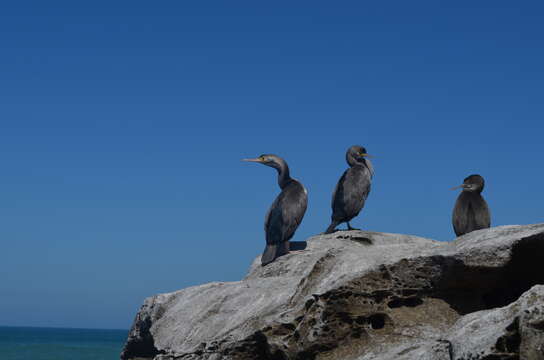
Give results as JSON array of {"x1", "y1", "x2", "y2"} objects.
[
  {"x1": 243, "y1": 154, "x2": 308, "y2": 266},
  {"x1": 325, "y1": 145, "x2": 374, "y2": 234},
  {"x1": 452, "y1": 174, "x2": 491, "y2": 236}
]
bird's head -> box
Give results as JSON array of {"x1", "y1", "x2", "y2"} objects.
[
  {"x1": 346, "y1": 145, "x2": 372, "y2": 166},
  {"x1": 242, "y1": 154, "x2": 285, "y2": 171},
  {"x1": 452, "y1": 174, "x2": 485, "y2": 192}
]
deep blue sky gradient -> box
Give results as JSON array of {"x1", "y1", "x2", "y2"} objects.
[{"x1": 1, "y1": 1, "x2": 543, "y2": 329}]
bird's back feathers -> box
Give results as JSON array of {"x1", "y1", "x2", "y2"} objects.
[
  {"x1": 262, "y1": 179, "x2": 307, "y2": 265},
  {"x1": 331, "y1": 164, "x2": 372, "y2": 223},
  {"x1": 452, "y1": 192, "x2": 491, "y2": 236}
]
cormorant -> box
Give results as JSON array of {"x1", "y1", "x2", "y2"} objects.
[
  {"x1": 325, "y1": 145, "x2": 374, "y2": 234},
  {"x1": 452, "y1": 174, "x2": 491, "y2": 237},
  {"x1": 243, "y1": 154, "x2": 308, "y2": 266}
]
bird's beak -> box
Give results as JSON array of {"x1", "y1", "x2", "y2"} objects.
[
  {"x1": 360, "y1": 153, "x2": 373, "y2": 158},
  {"x1": 450, "y1": 184, "x2": 468, "y2": 190},
  {"x1": 242, "y1": 157, "x2": 263, "y2": 163}
]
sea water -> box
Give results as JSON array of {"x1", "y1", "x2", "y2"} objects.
[{"x1": 0, "y1": 326, "x2": 127, "y2": 360}]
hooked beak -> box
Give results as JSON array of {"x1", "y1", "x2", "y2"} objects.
[{"x1": 242, "y1": 157, "x2": 264, "y2": 163}]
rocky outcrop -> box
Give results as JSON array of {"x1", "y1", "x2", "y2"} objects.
[{"x1": 121, "y1": 224, "x2": 544, "y2": 360}]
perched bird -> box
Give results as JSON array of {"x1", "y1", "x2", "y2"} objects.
[
  {"x1": 243, "y1": 154, "x2": 308, "y2": 266},
  {"x1": 325, "y1": 145, "x2": 374, "y2": 234},
  {"x1": 452, "y1": 174, "x2": 491, "y2": 237}
]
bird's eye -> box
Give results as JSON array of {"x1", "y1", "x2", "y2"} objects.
[{"x1": 260, "y1": 156, "x2": 266, "y2": 161}]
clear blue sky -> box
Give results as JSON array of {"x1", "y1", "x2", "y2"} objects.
[{"x1": 1, "y1": 1, "x2": 543, "y2": 330}]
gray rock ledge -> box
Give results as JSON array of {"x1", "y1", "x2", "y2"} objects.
[{"x1": 121, "y1": 224, "x2": 544, "y2": 360}]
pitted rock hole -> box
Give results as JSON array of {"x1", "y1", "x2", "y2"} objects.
[
  {"x1": 387, "y1": 296, "x2": 423, "y2": 309},
  {"x1": 368, "y1": 313, "x2": 387, "y2": 329}
]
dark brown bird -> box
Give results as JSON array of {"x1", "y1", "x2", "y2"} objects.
[
  {"x1": 325, "y1": 145, "x2": 374, "y2": 234},
  {"x1": 243, "y1": 154, "x2": 308, "y2": 266},
  {"x1": 452, "y1": 174, "x2": 491, "y2": 237}
]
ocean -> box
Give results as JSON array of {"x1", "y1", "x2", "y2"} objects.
[{"x1": 0, "y1": 326, "x2": 128, "y2": 360}]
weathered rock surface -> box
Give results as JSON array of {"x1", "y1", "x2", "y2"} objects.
[{"x1": 121, "y1": 224, "x2": 544, "y2": 360}]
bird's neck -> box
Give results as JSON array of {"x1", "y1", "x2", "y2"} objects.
[
  {"x1": 346, "y1": 154, "x2": 357, "y2": 167},
  {"x1": 463, "y1": 189, "x2": 483, "y2": 196},
  {"x1": 275, "y1": 163, "x2": 292, "y2": 189},
  {"x1": 348, "y1": 158, "x2": 372, "y2": 171},
  {"x1": 363, "y1": 159, "x2": 374, "y2": 176}
]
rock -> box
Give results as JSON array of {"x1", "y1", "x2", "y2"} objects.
[
  {"x1": 121, "y1": 224, "x2": 544, "y2": 360},
  {"x1": 447, "y1": 285, "x2": 544, "y2": 359}
]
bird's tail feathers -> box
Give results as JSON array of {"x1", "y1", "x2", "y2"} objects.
[
  {"x1": 261, "y1": 242, "x2": 290, "y2": 266},
  {"x1": 261, "y1": 244, "x2": 277, "y2": 266},
  {"x1": 325, "y1": 220, "x2": 340, "y2": 234},
  {"x1": 277, "y1": 241, "x2": 289, "y2": 257}
]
